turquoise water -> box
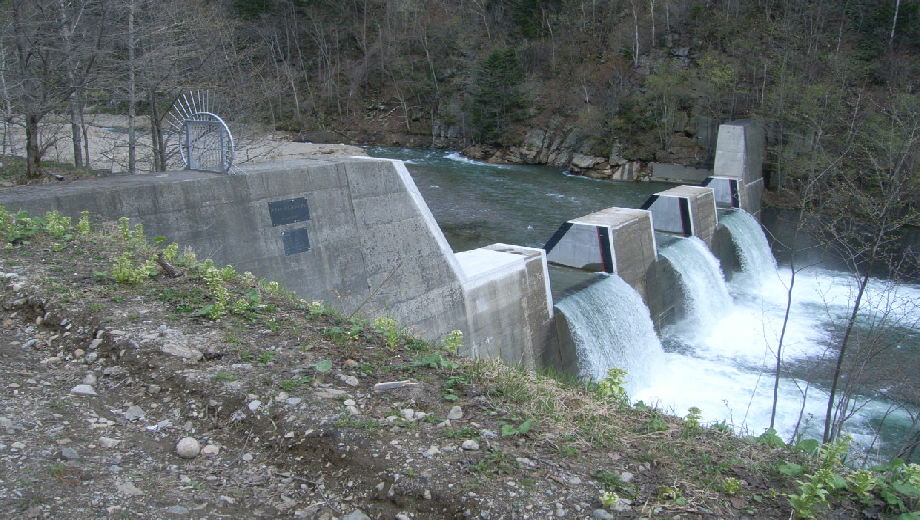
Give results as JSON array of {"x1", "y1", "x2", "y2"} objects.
[{"x1": 364, "y1": 147, "x2": 669, "y2": 252}]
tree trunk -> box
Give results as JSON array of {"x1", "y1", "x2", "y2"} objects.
[
  {"x1": 127, "y1": 2, "x2": 137, "y2": 175},
  {"x1": 25, "y1": 113, "x2": 42, "y2": 179}
]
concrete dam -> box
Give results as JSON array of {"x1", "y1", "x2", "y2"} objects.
[{"x1": 0, "y1": 120, "x2": 765, "y2": 381}]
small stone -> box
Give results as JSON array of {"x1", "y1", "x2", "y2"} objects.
[
  {"x1": 147, "y1": 384, "x2": 161, "y2": 394},
  {"x1": 396, "y1": 514, "x2": 411, "y2": 520},
  {"x1": 611, "y1": 498, "x2": 633, "y2": 512},
  {"x1": 285, "y1": 398, "x2": 302, "y2": 406},
  {"x1": 342, "y1": 509, "x2": 371, "y2": 520},
  {"x1": 73, "y1": 348, "x2": 85, "y2": 358},
  {"x1": 592, "y1": 509, "x2": 615, "y2": 519},
  {"x1": 461, "y1": 440, "x2": 479, "y2": 451},
  {"x1": 241, "y1": 453, "x2": 253, "y2": 462},
  {"x1": 248, "y1": 400, "x2": 261, "y2": 411},
  {"x1": 447, "y1": 406, "x2": 463, "y2": 420},
  {"x1": 88, "y1": 338, "x2": 103, "y2": 350},
  {"x1": 82, "y1": 373, "x2": 98, "y2": 385},
  {"x1": 423, "y1": 445, "x2": 440, "y2": 457},
  {"x1": 160, "y1": 343, "x2": 202, "y2": 361},
  {"x1": 116, "y1": 481, "x2": 145, "y2": 496},
  {"x1": 569, "y1": 476, "x2": 582, "y2": 485},
  {"x1": 102, "y1": 366, "x2": 126, "y2": 376},
  {"x1": 0, "y1": 417, "x2": 12, "y2": 428},
  {"x1": 340, "y1": 375, "x2": 359, "y2": 387},
  {"x1": 84, "y1": 352, "x2": 98, "y2": 363},
  {"x1": 343, "y1": 359, "x2": 359, "y2": 367},
  {"x1": 11, "y1": 441, "x2": 25, "y2": 449},
  {"x1": 423, "y1": 489, "x2": 432, "y2": 500},
  {"x1": 619, "y1": 471, "x2": 634, "y2": 483},
  {"x1": 401, "y1": 409, "x2": 415, "y2": 421},
  {"x1": 70, "y1": 384, "x2": 97, "y2": 396},
  {"x1": 166, "y1": 505, "x2": 189, "y2": 514},
  {"x1": 201, "y1": 444, "x2": 220, "y2": 456},
  {"x1": 60, "y1": 447, "x2": 81, "y2": 460},
  {"x1": 479, "y1": 429, "x2": 498, "y2": 439},
  {"x1": 99, "y1": 437, "x2": 121, "y2": 448},
  {"x1": 343, "y1": 399, "x2": 356, "y2": 407},
  {"x1": 175, "y1": 437, "x2": 200, "y2": 459},
  {"x1": 124, "y1": 405, "x2": 145, "y2": 421}
]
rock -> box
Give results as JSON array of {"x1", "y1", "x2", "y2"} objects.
[
  {"x1": 620, "y1": 471, "x2": 634, "y2": 483},
  {"x1": 99, "y1": 437, "x2": 121, "y2": 448},
  {"x1": 124, "y1": 405, "x2": 145, "y2": 421},
  {"x1": 447, "y1": 406, "x2": 463, "y2": 420},
  {"x1": 175, "y1": 437, "x2": 200, "y2": 459},
  {"x1": 102, "y1": 366, "x2": 126, "y2": 376},
  {"x1": 611, "y1": 498, "x2": 633, "y2": 512},
  {"x1": 461, "y1": 440, "x2": 480, "y2": 451},
  {"x1": 0, "y1": 417, "x2": 11, "y2": 429},
  {"x1": 116, "y1": 481, "x2": 145, "y2": 496},
  {"x1": 338, "y1": 374, "x2": 359, "y2": 387},
  {"x1": 423, "y1": 445, "x2": 440, "y2": 458},
  {"x1": 401, "y1": 409, "x2": 415, "y2": 421},
  {"x1": 70, "y1": 384, "x2": 97, "y2": 396},
  {"x1": 248, "y1": 400, "x2": 261, "y2": 411},
  {"x1": 201, "y1": 444, "x2": 220, "y2": 456},
  {"x1": 82, "y1": 373, "x2": 97, "y2": 385},
  {"x1": 160, "y1": 342, "x2": 202, "y2": 361},
  {"x1": 592, "y1": 509, "x2": 614, "y2": 519},
  {"x1": 342, "y1": 509, "x2": 371, "y2": 520},
  {"x1": 479, "y1": 429, "x2": 498, "y2": 439},
  {"x1": 166, "y1": 505, "x2": 189, "y2": 514},
  {"x1": 84, "y1": 352, "x2": 98, "y2": 363},
  {"x1": 60, "y1": 447, "x2": 81, "y2": 460},
  {"x1": 73, "y1": 348, "x2": 85, "y2": 358}
]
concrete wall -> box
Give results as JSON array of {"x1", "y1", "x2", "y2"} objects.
[
  {"x1": 457, "y1": 244, "x2": 554, "y2": 370},
  {"x1": 650, "y1": 163, "x2": 713, "y2": 184},
  {"x1": 0, "y1": 158, "x2": 474, "y2": 342}
]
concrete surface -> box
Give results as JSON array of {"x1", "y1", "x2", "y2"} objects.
[
  {"x1": 640, "y1": 186, "x2": 718, "y2": 249},
  {"x1": 544, "y1": 208, "x2": 656, "y2": 300},
  {"x1": 457, "y1": 244, "x2": 554, "y2": 370}
]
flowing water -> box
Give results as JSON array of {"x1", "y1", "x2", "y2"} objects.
[
  {"x1": 366, "y1": 146, "x2": 920, "y2": 462},
  {"x1": 555, "y1": 275, "x2": 664, "y2": 396},
  {"x1": 719, "y1": 209, "x2": 778, "y2": 286},
  {"x1": 657, "y1": 236, "x2": 732, "y2": 332}
]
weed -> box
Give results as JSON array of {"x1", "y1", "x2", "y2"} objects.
[
  {"x1": 469, "y1": 451, "x2": 515, "y2": 475},
  {"x1": 88, "y1": 302, "x2": 106, "y2": 313},
  {"x1": 214, "y1": 372, "x2": 236, "y2": 382},
  {"x1": 374, "y1": 316, "x2": 402, "y2": 350},
  {"x1": 442, "y1": 329, "x2": 463, "y2": 353},
  {"x1": 257, "y1": 351, "x2": 276, "y2": 366},
  {"x1": 500, "y1": 418, "x2": 534, "y2": 437},
  {"x1": 594, "y1": 367, "x2": 629, "y2": 405},
  {"x1": 722, "y1": 476, "x2": 741, "y2": 495},
  {"x1": 684, "y1": 406, "x2": 702, "y2": 438},
  {"x1": 600, "y1": 490, "x2": 619, "y2": 508}
]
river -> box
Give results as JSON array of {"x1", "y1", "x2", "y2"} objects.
[{"x1": 365, "y1": 146, "x2": 920, "y2": 463}]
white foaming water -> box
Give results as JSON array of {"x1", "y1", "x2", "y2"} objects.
[
  {"x1": 658, "y1": 236, "x2": 732, "y2": 332},
  {"x1": 720, "y1": 210, "x2": 778, "y2": 286},
  {"x1": 555, "y1": 275, "x2": 664, "y2": 396}
]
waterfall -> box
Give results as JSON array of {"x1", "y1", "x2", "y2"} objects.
[
  {"x1": 720, "y1": 209, "x2": 777, "y2": 284},
  {"x1": 555, "y1": 275, "x2": 663, "y2": 395},
  {"x1": 658, "y1": 236, "x2": 732, "y2": 329}
]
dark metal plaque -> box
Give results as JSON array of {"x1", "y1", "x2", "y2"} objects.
[
  {"x1": 281, "y1": 227, "x2": 311, "y2": 255},
  {"x1": 269, "y1": 197, "x2": 311, "y2": 226}
]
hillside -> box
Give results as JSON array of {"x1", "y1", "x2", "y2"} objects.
[{"x1": 1, "y1": 203, "x2": 919, "y2": 518}]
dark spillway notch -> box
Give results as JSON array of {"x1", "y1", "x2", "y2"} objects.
[
  {"x1": 281, "y1": 227, "x2": 311, "y2": 255},
  {"x1": 269, "y1": 197, "x2": 311, "y2": 227}
]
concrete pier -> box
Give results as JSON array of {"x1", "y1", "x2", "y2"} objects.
[
  {"x1": 457, "y1": 244, "x2": 553, "y2": 370},
  {"x1": 711, "y1": 120, "x2": 765, "y2": 216},
  {"x1": 640, "y1": 185, "x2": 718, "y2": 249},
  {"x1": 543, "y1": 208, "x2": 656, "y2": 299}
]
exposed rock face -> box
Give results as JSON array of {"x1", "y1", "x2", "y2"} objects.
[{"x1": 461, "y1": 118, "x2": 655, "y2": 181}]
